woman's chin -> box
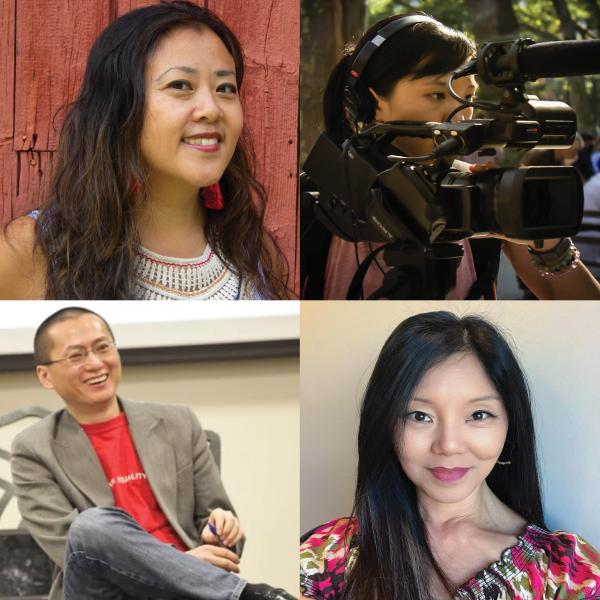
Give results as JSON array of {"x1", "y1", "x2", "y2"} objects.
[
  {"x1": 174, "y1": 173, "x2": 224, "y2": 194},
  {"x1": 192, "y1": 171, "x2": 227, "y2": 191}
]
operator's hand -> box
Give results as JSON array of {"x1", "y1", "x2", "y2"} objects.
[
  {"x1": 185, "y1": 544, "x2": 240, "y2": 573},
  {"x1": 201, "y1": 508, "x2": 243, "y2": 548}
]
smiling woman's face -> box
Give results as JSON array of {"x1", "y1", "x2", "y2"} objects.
[
  {"x1": 371, "y1": 70, "x2": 477, "y2": 157},
  {"x1": 140, "y1": 26, "x2": 243, "y2": 191},
  {"x1": 394, "y1": 352, "x2": 509, "y2": 505}
]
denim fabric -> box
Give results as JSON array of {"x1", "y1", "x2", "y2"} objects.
[{"x1": 63, "y1": 507, "x2": 247, "y2": 600}]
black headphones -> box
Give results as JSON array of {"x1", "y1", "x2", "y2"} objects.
[{"x1": 343, "y1": 14, "x2": 439, "y2": 126}]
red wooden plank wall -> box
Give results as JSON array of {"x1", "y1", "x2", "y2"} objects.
[
  {"x1": 0, "y1": 0, "x2": 16, "y2": 229},
  {"x1": 0, "y1": 0, "x2": 299, "y2": 288}
]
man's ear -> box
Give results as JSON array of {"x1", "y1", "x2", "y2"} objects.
[{"x1": 36, "y1": 366, "x2": 55, "y2": 390}]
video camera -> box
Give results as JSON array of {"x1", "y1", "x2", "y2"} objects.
[
  {"x1": 303, "y1": 38, "x2": 600, "y2": 246},
  {"x1": 302, "y1": 37, "x2": 600, "y2": 298}
]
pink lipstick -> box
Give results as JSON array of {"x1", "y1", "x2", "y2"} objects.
[
  {"x1": 182, "y1": 132, "x2": 222, "y2": 153},
  {"x1": 429, "y1": 467, "x2": 470, "y2": 482}
]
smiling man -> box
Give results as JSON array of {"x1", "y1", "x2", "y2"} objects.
[{"x1": 11, "y1": 307, "x2": 296, "y2": 600}]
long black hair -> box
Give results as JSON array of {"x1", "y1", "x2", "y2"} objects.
[
  {"x1": 35, "y1": 0, "x2": 289, "y2": 299},
  {"x1": 324, "y1": 13, "x2": 476, "y2": 144},
  {"x1": 344, "y1": 311, "x2": 545, "y2": 600}
]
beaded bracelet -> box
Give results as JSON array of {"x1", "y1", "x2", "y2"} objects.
[{"x1": 527, "y1": 238, "x2": 581, "y2": 278}]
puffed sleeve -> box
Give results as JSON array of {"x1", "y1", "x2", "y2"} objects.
[
  {"x1": 545, "y1": 531, "x2": 600, "y2": 598},
  {"x1": 300, "y1": 517, "x2": 357, "y2": 599}
]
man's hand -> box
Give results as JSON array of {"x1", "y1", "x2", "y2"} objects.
[
  {"x1": 185, "y1": 544, "x2": 240, "y2": 573},
  {"x1": 201, "y1": 508, "x2": 243, "y2": 548}
]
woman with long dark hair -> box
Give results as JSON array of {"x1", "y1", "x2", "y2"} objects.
[
  {"x1": 0, "y1": 1, "x2": 289, "y2": 299},
  {"x1": 302, "y1": 13, "x2": 600, "y2": 299},
  {"x1": 300, "y1": 311, "x2": 600, "y2": 599}
]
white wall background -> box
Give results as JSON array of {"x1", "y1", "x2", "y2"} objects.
[
  {"x1": 0, "y1": 301, "x2": 299, "y2": 592},
  {"x1": 300, "y1": 301, "x2": 600, "y2": 549},
  {"x1": 0, "y1": 300, "x2": 299, "y2": 354}
]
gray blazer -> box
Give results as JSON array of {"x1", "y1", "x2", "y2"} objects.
[{"x1": 10, "y1": 398, "x2": 239, "y2": 600}]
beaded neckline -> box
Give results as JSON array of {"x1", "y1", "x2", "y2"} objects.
[
  {"x1": 133, "y1": 241, "x2": 248, "y2": 300},
  {"x1": 136, "y1": 243, "x2": 213, "y2": 266}
]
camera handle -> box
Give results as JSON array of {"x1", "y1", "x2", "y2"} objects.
[{"x1": 346, "y1": 242, "x2": 464, "y2": 300}]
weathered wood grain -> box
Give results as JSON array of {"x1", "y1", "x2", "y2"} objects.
[
  {"x1": 0, "y1": 0, "x2": 15, "y2": 222},
  {"x1": 14, "y1": 150, "x2": 53, "y2": 218},
  {"x1": 14, "y1": 1, "x2": 111, "y2": 152}
]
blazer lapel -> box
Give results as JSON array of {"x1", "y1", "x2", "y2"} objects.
[
  {"x1": 51, "y1": 410, "x2": 113, "y2": 507},
  {"x1": 122, "y1": 399, "x2": 179, "y2": 528}
]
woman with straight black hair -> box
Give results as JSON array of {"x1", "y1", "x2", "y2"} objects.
[
  {"x1": 0, "y1": 1, "x2": 290, "y2": 299},
  {"x1": 303, "y1": 13, "x2": 600, "y2": 300},
  {"x1": 300, "y1": 311, "x2": 600, "y2": 599}
]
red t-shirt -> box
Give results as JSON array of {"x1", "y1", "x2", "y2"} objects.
[{"x1": 81, "y1": 412, "x2": 187, "y2": 551}]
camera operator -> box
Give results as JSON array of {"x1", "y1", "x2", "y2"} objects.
[{"x1": 302, "y1": 13, "x2": 600, "y2": 300}]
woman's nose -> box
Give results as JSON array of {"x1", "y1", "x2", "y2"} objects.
[
  {"x1": 191, "y1": 90, "x2": 223, "y2": 122},
  {"x1": 450, "y1": 108, "x2": 466, "y2": 123},
  {"x1": 449, "y1": 103, "x2": 474, "y2": 123},
  {"x1": 431, "y1": 421, "x2": 466, "y2": 455}
]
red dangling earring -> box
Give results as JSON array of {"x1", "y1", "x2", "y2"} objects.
[
  {"x1": 129, "y1": 176, "x2": 141, "y2": 202},
  {"x1": 202, "y1": 182, "x2": 224, "y2": 210}
]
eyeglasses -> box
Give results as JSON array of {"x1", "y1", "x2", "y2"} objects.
[{"x1": 38, "y1": 341, "x2": 117, "y2": 367}]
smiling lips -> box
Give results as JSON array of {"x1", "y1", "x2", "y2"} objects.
[
  {"x1": 182, "y1": 132, "x2": 222, "y2": 153},
  {"x1": 429, "y1": 467, "x2": 470, "y2": 482},
  {"x1": 84, "y1": 374, "x2": 109, "y2": 386}
]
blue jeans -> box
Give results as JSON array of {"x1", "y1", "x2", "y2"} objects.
[{"x1": 63, "y1": 507, "x2": 247, "y2": 600}]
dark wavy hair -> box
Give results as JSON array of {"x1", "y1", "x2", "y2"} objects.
[
  {"x1": 344, "y1": 311, "x2": 545, "y2": 600},
  {"x1": 324, "y1": 13, "x2": 476, "y2": 145},
  {"x1": 34, "y1": 0, "x2": 289, "y2": 299}
]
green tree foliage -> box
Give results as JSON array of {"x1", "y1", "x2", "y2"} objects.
[
  {"x1": 368, "y1": 0, "x2": 473, "y2": 32},
  {"x1": 367, "y1": 0, "x2": 598, "y2": 40}
]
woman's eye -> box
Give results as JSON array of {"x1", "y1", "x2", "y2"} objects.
[
  {"x1": 429, "y1": 92, "x2": 445, "y2": 101},
  {"x1": 168, "y1": 80, "x2": 192, "y2": 91},
  {"x1": 217, "y1": 83, "x2": 238, "y2": 95},
  {"x1": 471, "y1": 411, "x2": 495, "y2": 421},
  {"x1": 406, "y1": 411, "x2": 432, "y2": 423}
]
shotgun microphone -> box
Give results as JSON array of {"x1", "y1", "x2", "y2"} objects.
[
  {"x1": 456, "y1": 38, "x2": 600, "y2": 85},
  {"x1": 509, "y1": 39, "x2": 600, "y2": 79}
]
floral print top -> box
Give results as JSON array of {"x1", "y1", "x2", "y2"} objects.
[{"x1": 300, "y1": 517, "x2": 600, "y2": 599}]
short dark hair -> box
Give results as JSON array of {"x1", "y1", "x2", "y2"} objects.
[{"x1": 34, "y1": 307, "x2": 115, "y2": 365}]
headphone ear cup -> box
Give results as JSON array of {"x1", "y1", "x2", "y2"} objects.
[
  {"x1": 343, "y1": 84, "x2": 361, "y2": 128},
  {"x1": 343, "y1": 83, "x2": 374, "y2": 131}
]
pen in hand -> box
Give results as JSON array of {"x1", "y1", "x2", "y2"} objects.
[{"x1": 208, "y1": 522, "x2": 227, "y2": 547}]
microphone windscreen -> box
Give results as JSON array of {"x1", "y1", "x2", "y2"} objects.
[{"x1": 519, "y1": 40, "x2": 600, "y2": 79}]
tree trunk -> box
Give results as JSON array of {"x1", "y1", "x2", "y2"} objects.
[
  {"x1": 464, "y1": 0, "x2": 520, "y2": 108},
  {"x1": 465, "y1": 0, "x2": 519, "y2": 40},
  {"x1": 300, "y1": 0, "x2": 365, "y2": 163}
]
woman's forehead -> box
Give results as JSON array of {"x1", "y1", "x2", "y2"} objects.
[
  {"x1": 146, "y1": 27, "x2": 236, "y2": 76},
  {"x1": 412, "y1": 353, "x2": 500, "y2": 398}
]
